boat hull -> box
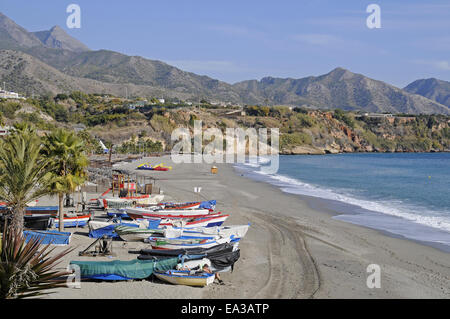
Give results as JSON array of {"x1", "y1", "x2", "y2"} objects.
[
  {"x1": 126, "y1": 207, "x2": 213, "y2": 220},
  {"x1": 53, "y1": 214, "x2": 91, "y2": 228},
  {"x1": 154, "y1": 270, "x2": 214, "y2": 287}
]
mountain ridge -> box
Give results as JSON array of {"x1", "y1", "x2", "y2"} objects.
[
  {"x1": 0, "y1": 11, "x2": 449, "y2": 114},
  {"x1": 404, "y1": 78, "x2": 450, "y2": 108}
]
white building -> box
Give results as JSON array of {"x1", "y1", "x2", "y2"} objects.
[
  {"x1": 158, "y1": 98, "x2": 165, "y2": 104},
  {"x1": 0, "y1": 90, "x2": 25, "y2": 100}
]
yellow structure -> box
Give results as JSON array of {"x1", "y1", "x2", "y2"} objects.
[{"x1": 211, "y1": 166, "x2": 218, "y2": 174}]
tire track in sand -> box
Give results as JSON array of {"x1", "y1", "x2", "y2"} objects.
[{"x1": 250, "y1": 212, "x2": 321, "y2": 299}]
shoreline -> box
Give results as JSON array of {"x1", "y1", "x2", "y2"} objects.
[
  {"x1": 234, "y1": 164, "x2": 450, "y2": 254},
  {"x1": 47, "y1": 155, "x2": 450, "y2": 299}
]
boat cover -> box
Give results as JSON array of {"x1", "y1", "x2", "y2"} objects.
[
  {"x1": 23, "y1": 230, "x2": 72, "y2": 246},
  {"x1": 139, "y1": 243, "x2": 234, "y2": 257},
  {"x1": 199, "y1": 200, "x2": 216, "y2": 209},
  {"x1": 208, "y1": 249, "x2": 240, "y2": 271},
  {"x1": 88, "y1": 222, "x2": 139, "y2": 238},
  {"x1": 137, "y1": 248, "x2": 241, "y2": 272},
  {"x1": 70, "y1": 258, "x2": 178, "y2": 280}
]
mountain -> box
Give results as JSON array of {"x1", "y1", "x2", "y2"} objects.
[
  {"x1": 404, "y1": 78, "x2": 450, "y2": 108},
  {"x1": 0, "y1": 11, "x2": 449, "y2": 114},
  {"x1": 0, "y1": 49, "x2": 242, "y2": 102},
  {"x1": 233, "y1": 68, "x2": 450, "y2": 114},
  {"x1": 32, "y1": 25, "x2": 90, "y2": 52},
  {"x1": 0, "y1": 12, "x2": 42, "y2": 49}
]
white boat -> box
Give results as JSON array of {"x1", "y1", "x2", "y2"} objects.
[
  {"x1": 154, "y1": 270, "x2": 215, "y2": 287},
  {"x1": 99, "y1": 195, "x2": 165, "y2": 209},
  {"x1": 126, "y1": 207, "x2": 213, "y2": 219},
  {"x1": 114, "y1": 225, "x2": 166, "y2": 242},
  {"x1": 159, "y1": 214, "x2": 229, "y2": 228},
  {"x1": 164, "y1": 224, "x2": 250, "y2": 239},
  {"x1": 88, "y1": 219, "x2": 150, "y2": 232},
  {"x1": 147, "y1": 235, "x2": 234, "y2": 250}
]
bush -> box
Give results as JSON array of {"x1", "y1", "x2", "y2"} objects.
[
  {"x1": 281, "y1": 132, "x2": 312, "y2": 148},
  {"x1": 0, "y1": 101, "x2": 21, "y2": 119}
]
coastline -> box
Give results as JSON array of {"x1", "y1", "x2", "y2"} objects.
[{"x1": 47, "y1": 155, "x2": 450, "y2": 299}]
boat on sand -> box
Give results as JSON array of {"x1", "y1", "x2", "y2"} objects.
[{"x1": 154, "y1": 270, "x2": 215, "y2": 287}]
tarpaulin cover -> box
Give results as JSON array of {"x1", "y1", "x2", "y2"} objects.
[
  {"x1": 139, "y1": 243, "x2": 234, "y2": 257},
  {"x1": 88, "y1": 222, "x2": 139, "y2": 238},
  {"x1": 209, "y1": 249, "x2": 240, "y2": 271},
  {"x1": 147, "y1": 219, "x2": 161, "y2": 229},
  {"x1": 23, "y1": 230, "x2": 71, "y2": 246},
  {"x1": 70, "y1": 258, "x2": 178, "y2": 280},
  {"x1": 137, "y1": 248, "x2": 240, "y2": 272},
  {"x1": 199, "y1": 200, "x2": 216, "y2": 209}
]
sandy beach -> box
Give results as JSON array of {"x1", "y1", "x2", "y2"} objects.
[{"x1": 45, "y1": 155, "x2": 450, "y2": 299}]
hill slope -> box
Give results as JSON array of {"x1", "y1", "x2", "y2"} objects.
[
  {"x1": 0, "y1": 12, "x2": 43, "y2": 50},
  {"x1": 233, "y1": 68, "x2": 450, "y2": 114},
  {"x1": 404, "y1": 78, "x2": 450, "y2": 108}
]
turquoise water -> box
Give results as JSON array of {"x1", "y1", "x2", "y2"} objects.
[{"x1": 236, "y1": 153, "x2": 450, "y2": 249}]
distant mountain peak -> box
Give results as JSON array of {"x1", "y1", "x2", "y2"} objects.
[
  {"x1": 32, "y1": 25, "x2": 89, "y2": 52},
  {"x1": 404, "y1": 78, "x2": 450, "y2": 108}
]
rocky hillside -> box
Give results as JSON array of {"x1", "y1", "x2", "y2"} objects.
[{"x1": 2, "y1": 93, "x2": 449, "y2": 154}]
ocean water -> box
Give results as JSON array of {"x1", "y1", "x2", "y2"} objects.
[{"x1": 236, "y1": 153, "x2": 450, "y2": 250}]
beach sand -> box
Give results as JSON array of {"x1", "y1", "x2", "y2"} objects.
[{"x1": 46, "y1": 155, "x2": 450, "y2": 299}]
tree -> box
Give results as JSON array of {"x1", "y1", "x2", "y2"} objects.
[
  {"x1": 42, "y1": 129, "x2": 89, "y2": 232},
  {"x1": 0, "y1": 125, "x2": 53, "y2": 233}
]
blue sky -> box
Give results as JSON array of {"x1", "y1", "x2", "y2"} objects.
[{"x1": 1, "y1": 0, "x2": 449, "y2": 87}]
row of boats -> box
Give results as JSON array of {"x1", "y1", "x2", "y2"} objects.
[{"x1": 75, "y1": 198, "x2": 249, "y2": 287}]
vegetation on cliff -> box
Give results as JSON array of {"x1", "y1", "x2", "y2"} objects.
[{"x1": 1, "y1": 93, "x2": 449, "y2": 155}]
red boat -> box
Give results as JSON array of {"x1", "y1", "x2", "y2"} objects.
[{"x1": 159, "y1": 214, "x2": 229, "y2": 228}]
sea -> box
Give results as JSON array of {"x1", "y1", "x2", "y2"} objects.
[{"x1": 235, "y1": 153, "x2": 450, "y2": 251}]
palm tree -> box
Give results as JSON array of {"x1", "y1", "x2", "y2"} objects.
[
  {"x1": 42, "y1": 129, "x2": 89, "y2": 232},
  {"x1": 0, "y1": 125, "x2": 53, "y2": 233}
]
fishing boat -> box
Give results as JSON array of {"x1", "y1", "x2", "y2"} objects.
[
  {"x1": 114, "y1": 225, "x2": 165, "y2": 242},
  {"x1": 147, "y1": 235, "x2": 235, "y2": 250},
  {"x1": 24, "y1": 215, "x2": 52, "y2": 230},
  {"x1": 154, "y1": 270, "x2": 215, "y2": 287},
  {"x1": 159, "y1": 214, "x2": 229, "y2": 228},
  {"x1": 126, "y1": 207, "x2": 213, "y2": 220},
  {"x1": 139, "y1": 242, "x2": 236, "y2": 258},
  {"x1": 137, "y1": 163, "x2": 172, "y2": 171},
  {"x1": 24, "y1": 206, "x2": 59, "y2": 217},
  {"x1": 164, "y1": 224, "x2": 250, "y2": 239},
  {"x1": 88, "y1": 218, "x2": 160, "y2": 239},
  {"x1": 106, "y1": 208, "x2": 130, "y2": 219},
  {"x1": 52, "y1": 212, "x2": 92, "y2": 228},
  {"x1": 100, "y1": 194, "x2": 165, "y2": 209}
]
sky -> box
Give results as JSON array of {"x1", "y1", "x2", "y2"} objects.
[{"x1": 0, "y1": 0, "x2": 449, "y2": 87}]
